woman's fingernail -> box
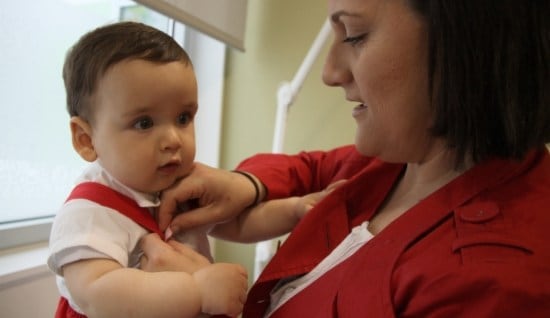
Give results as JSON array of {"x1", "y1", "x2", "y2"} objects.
[{"x1": 165, "y1": 227, "x2": 173, "y2": 241}]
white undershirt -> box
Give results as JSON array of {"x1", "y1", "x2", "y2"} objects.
[{"x1": 265, "y1": 221, "x2": 374, "y2": 317}]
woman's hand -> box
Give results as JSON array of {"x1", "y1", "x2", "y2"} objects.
[
  {"x1": 292, "y1": 179, "x2": 347, "y2": 218},
  {"x1": 157, "y1": 162, "x2": 260, "y2": 234},
  {"x1": 139, "y1": 233, "x2": 210, "y2": 273},
  {"x1": 139, "y1": 233, "x2": 248, "y2": 317}
]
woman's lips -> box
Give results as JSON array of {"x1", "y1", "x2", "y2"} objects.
[{"x1": 352, "y1": 104, "x2": 367, "y2": 117}]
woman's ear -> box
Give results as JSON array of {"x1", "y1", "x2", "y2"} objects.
[{"x1": 70, "y1": 117, "x2": 97, "y2": 162}]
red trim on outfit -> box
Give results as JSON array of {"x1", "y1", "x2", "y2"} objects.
[{"x1": 54, "y1": 182, "x2": 161, "y2": 318}]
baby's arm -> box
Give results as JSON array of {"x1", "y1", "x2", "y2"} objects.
[
  {"x1": 63, "y1": 253, "x2": 247, "y2": 318},
  {"x1": 211, "y1": 180, "x2": 346, "y2": 243}
]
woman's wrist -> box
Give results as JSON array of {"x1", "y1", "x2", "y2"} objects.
[{"x1": 231, "y1": 170, "x2": 267, "y2": 208}]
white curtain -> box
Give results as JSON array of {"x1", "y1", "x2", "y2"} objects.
[{"x1": 133, "y1": 0, "x2": 248, "y2": 51}]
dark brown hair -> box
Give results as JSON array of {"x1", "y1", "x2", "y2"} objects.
[
  {"x1": 63, "y1": 21, "x2": 192, "y2": 121},
  {"x1": 409, "y1": 0, "x2": 549, "y2": 166}
]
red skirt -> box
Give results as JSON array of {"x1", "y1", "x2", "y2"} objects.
[{"x1": 55, "y1": 297, "x2": 86, "y2": 318}]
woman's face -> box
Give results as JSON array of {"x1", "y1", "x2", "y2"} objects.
[{"x1": 324, "y1": 0, "x2": 437, "y2": 163}]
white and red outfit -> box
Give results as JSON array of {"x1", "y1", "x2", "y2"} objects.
[
  {"x1": 48, "y1": 162, "x2": 212, "y2": 317},
  {"x1": 238, "y1": 145, "x2": 550, "y2": 317}
]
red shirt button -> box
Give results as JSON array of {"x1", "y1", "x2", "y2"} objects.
[{"x1": 458, "y1": 201, "x2": 500, "y2": 223}]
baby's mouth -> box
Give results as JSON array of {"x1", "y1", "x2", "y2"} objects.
[{"x1": 158, "y1": 161, "x2": 181, "y2": 174}]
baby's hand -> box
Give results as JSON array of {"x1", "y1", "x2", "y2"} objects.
[
  {"x1": 139, "y1": 233, "x2": 210, "y2": 273},
  {"x1": 193, "y1": 263, "x2": 248, "y2": 317}
]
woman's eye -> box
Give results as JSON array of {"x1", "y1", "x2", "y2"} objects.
[
  {"x1": 133, "y1": 117, "x2": 153, "y2": 130},
  {"x1": 178, "y1": 112, "x2": 192, "y2": 125},
  {"x1": 343, "y1": 33, "x2": 367, "y2": 46}
]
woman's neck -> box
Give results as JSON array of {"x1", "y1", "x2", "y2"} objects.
[
  {"x1": 399, "y1": 148, "x2": 468, "y2": 197},
  {"x1": 368, "y1": 146, "x2": 472, "y2": 235}
]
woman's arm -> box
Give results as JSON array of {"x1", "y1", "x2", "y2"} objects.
[
  {"x1": 236, "y1": 145, "x2": 362, "y2": 199},
  {"x1": 158, "y1": 145, "x2": 365, "y2": 233}
]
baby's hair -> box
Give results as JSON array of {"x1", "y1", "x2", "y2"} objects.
[{"x1": 63, "y1": 21, "x2": 192, "y2": 122}]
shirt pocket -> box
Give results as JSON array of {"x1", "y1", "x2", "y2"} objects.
[{"x1": 452, "y1": 232, "x2": 532, "y2": 264}]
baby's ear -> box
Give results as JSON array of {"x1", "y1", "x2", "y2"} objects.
[{"x1": 70, "y1": 117, "x2": 97, "y2": 162}]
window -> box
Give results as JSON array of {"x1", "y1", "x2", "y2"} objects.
[{"x1": 0, "y1": 0, "x2": 225, "y2": 249}]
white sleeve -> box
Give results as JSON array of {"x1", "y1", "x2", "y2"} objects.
[{"x1": 47, "y1": 199, "x2": 148, "y2": 275}]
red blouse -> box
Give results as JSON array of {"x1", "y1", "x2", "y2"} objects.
[{"x1": 238, "y1": 145, "x2": 550, "y2": 317}]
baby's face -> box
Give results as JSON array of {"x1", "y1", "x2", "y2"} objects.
[{"x1": 89, "y1": 59, "x2": 197, "y2": 193}]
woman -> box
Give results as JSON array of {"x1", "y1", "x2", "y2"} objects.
[{"x1": 145, "y1": 0, "x2": 550, "y2": 316}]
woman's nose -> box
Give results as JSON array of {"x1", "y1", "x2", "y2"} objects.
[{"x1": 322, "y1": 41, "x2": 351, "y2": 87}]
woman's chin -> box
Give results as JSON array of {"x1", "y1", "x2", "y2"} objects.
[{"x1": 354, "y1": 139, "x2": 373, "y2": 157}]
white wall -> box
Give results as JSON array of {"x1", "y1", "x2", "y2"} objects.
[
  {"x1": 0, "y1": 244, "x2": 57, "y2": 315},
  {"x1": 0, "y1": 265, "x2": 58, "y2": 317}
]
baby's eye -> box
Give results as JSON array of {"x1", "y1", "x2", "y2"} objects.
[
  {"x1": 133, "y1": 117, "x2": 154, "y2": 130},
  {"x1": 343, "y1": 33, "x2": 367, "y2": 47},
  {"x1": 178, "y1": 112, "x2": 192, "y2": 125}
]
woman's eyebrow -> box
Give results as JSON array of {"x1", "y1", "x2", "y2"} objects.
[{"x1": 330, "y1": 10, "x2": 361, "y2": 23}]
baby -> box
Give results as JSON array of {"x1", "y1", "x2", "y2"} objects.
[{"x1": 48, "y1": 21, "x2": 247, "y2": 318}]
